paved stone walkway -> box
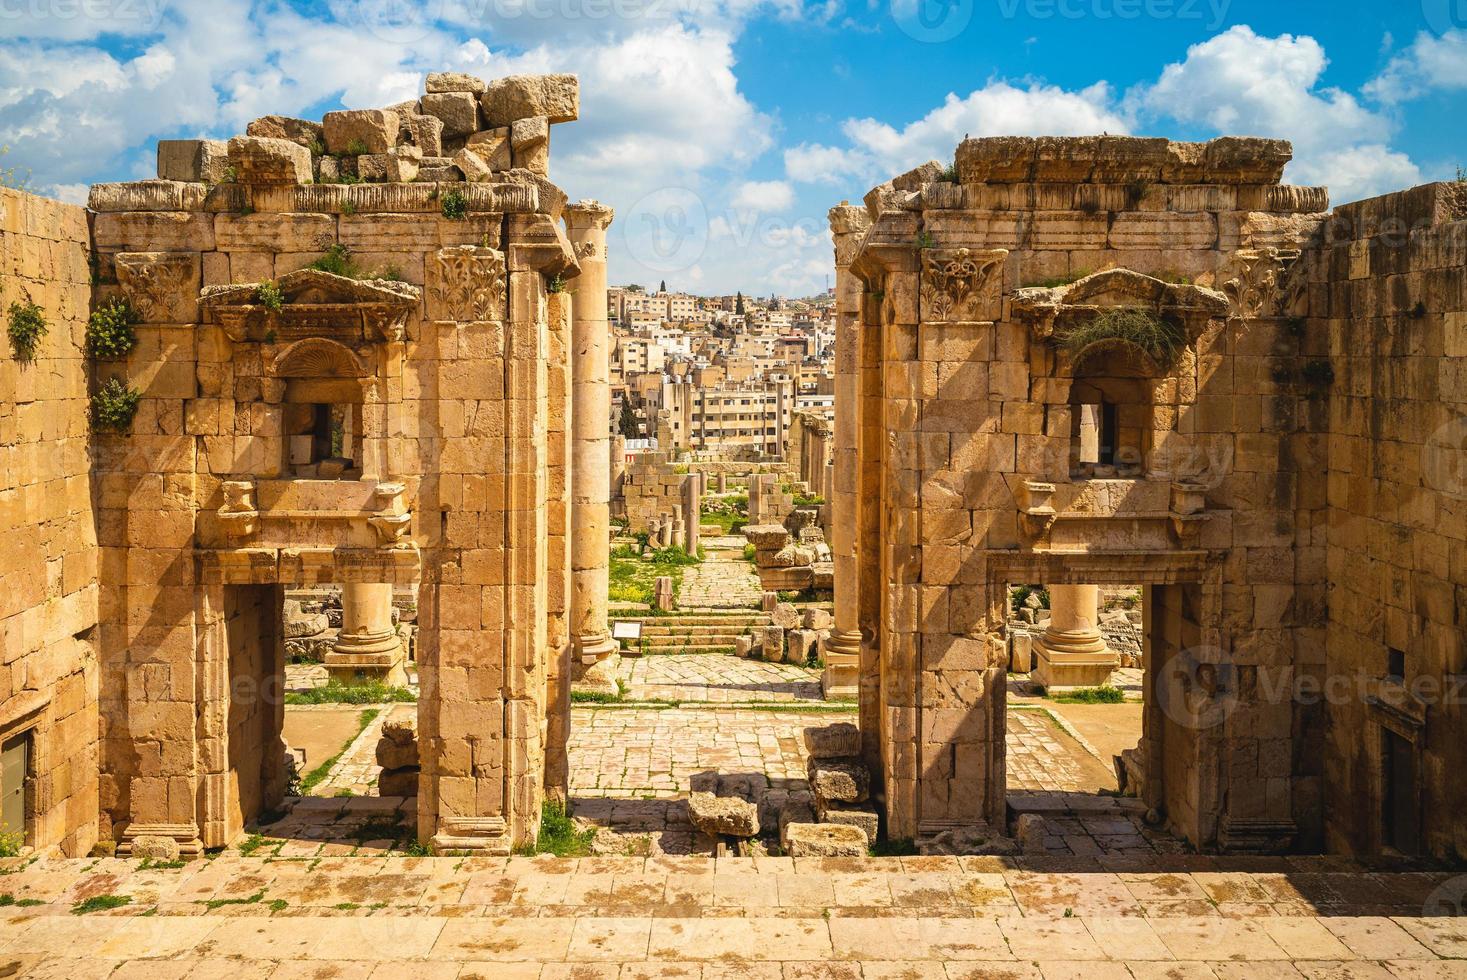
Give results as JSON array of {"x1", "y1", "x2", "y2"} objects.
[
  {"x1": 3, "y1": 853, "x2": 1465, "y2": 977},
  {"x1": 675, "y1": 552, "x2": 763, "y2": 610},
  {"x1": 622, "y1": 655, "x2": 822, "y2": 703}
]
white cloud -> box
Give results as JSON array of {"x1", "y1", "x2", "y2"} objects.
[
  {"x1": 1367, "y1": 30, "x2": 1467, "y2": 104},
  {"x1": 1127, "y1": 25, "x2": 1421, "y2": 205},
  {"x1": 785, "y1": 79, "x2": 1128, "y2": 187},
  {"x1": 730, "y1": 179, "x2": 794, "y2": 211}
]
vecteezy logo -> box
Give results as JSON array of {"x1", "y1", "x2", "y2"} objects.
[
  {"x1": 892, "y1": 0, "x2": 974, "y2": 43},
  {"x1": 345, "y1": 0, "x2": 444, "y2": 44},
  {"x1": 1423, "y1": 416, "x2": 1467, "y2": 502},
  {"x1": 1422, "y1": 0, "x2": 1467, "y2": 36},
  {"x1": 622, "y1": 187, "x2": 708, "y2": 275},
  {"x1": 1424, "y1": 876, "x2": 1467, "y2": 915},
  {"x1": 1153, "y1": 644, "x2": 1242, "y2": 731}
]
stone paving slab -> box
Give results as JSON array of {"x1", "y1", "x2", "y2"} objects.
[
  {"x1": 1, "y1": 855, "x2": 1464, "y2": 977},
  {"x1": 621, "y1": 655, "x2": 823, "y2": 703}
]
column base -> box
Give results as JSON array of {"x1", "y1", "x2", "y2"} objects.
[
  {"x1": 431, "y1": 816, "x2": 511, "y2": 856},
  {"x1": 821, "y1": 631, "x2": 861, "y2": 701},
  {"x1": 574, "y1": 632, "x2": 619, "y2": 666},
  {"x1": 324, "y1": 635, "x2": 409, "y2": 687},
  {"x1": 117, "y1": 822, "x2": 204, "y2": 858},
  {"x1": 571, "y1": 652, "x2": 622, "y2": 697},
  {"x1": 1032, "y1": 635, "x2": 1118, "y2": 693}
]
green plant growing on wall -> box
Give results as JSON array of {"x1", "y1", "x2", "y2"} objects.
[
  {"x1": 440, "y1": 190, "x2": 468, "y2": 220},
  {"x1": 938, "y1": 162, "x2": 959, "y2": 183},
  {"x1": 7, "y1": 301, "x2": 47, "y2": 363},
  {"x1": 345, "y1": 138, "x2": 369, "y2": 156},
  {"x1": 916, "y1": 230, "x2": 936, "y2": 249},
  {"x1": 308, "y1": 243, "x2": 360, "y2": 278},
  {"x1": 86, "y1": 298, "x2": 139, "y2": 359},
  {"x1": 546, "y1": 273, "x2": 566, "y2": 294},
  {"x1": 91, "y1": 377, "x2": 142, "y2": 432},
  {"x1": 1058, "y1": 307, "x2": 1184, "y2": 370},
  {"x1": 255, "y1": 280, "x2": 284, "y2": 312}
]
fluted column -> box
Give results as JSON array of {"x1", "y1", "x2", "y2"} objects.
[
  {"x1": 564, "y1": 201, "x2": 619, "y2": 677},
  {"x1": 822, "y1": 204, "x2": 870, "y2": 699},
  {"x1": 1032, "y1": 584, "x2": 1118, "y2": 692}
]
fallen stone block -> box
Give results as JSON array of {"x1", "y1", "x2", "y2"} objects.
[
  {"x1": 402, "y1": 114, "x2": 444, "y2": 157},
  {"x1": 818, "y1": 802, "x2": 879, "y2": 841},
  {"x1": 377, "y1": 767, "x2": 419, "y2": 798},
  {"x1": 426, "y1": 71, "x2": 486, "y2": 94},
  {"x1": 227, "y1": 136, "x2": 312, "y2": 185},
  {"x1": 1015, "y1": 813, "x2": 1047, "y2": 855},
  {"x1": 452, "y1": 146, "x2": 493, "y2": 183},
  {"x1": 131, "y1": 835, "x2": 182, "y2": 862},
  {"x1": 246, "y1": 115, "x2": 324, "y2": 148},
  {"x1": 465, "y1": 128, "x2": 513, "y2": 171},
  {"x1": 801, "y1": 607, "x2": 834, "y2": 631},
  {"x1": 323, "y1": 108, "x2": 399, "y2": 155},
  {"x1": 785, "y1": 628, "x2": 817, "y2": 665},
  {"x1": 807, "y1": 756, "x2": 870, "y2": 805},
  {"x1": 758, "y1": 625, "x2": 784, "y2": 662},
  {"x1": 688, "y1": 771, "x2": 761, "y2": 838},
  {"x1": 919, "y1": 824, "x2": 1020, "y2": 857},
  {"x1": 769, "y1": 602, "x2": 801, "y2": 630},
  {"x1": 733, "y1": 635, "x2": 754, "y2": 658},
  {"x1": 421, "y1": 92, "x2": 480, "y2": 139},
  {"x1": 480, "y1": 73, "x2": 579, "y2": 126},
  {"x1": 157, "y1": 139, "x2": 231, "y2": 183},
  {"x1": 784, "y1": 822, "x2": 867, "y2": 857},
  {"x1": 803, "y1": 722, "x2": 860, "y2": 759},
  {"x1": 778, "y1": 791, "x2": 816, "y2": 845},
  {"x1": 511, "y1": 115, "x2": 549, "y2": 175}
]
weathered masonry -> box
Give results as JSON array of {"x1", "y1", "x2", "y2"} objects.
[{"x1": 832, "y1": 137, "x2": 1467, "y2": 858}]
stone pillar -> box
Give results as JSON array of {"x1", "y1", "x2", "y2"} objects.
[
  {"x1": 1032, "y1": 584, "x2": 1118, "y2": 692},
  {"x1": 326, "y1": 583, "x2": 407, "y2": 686},
  {"x1": 822, "y1": 205, "x2": 868, "y2": 700},
  {"x1": 564, "y1": 201, "x2": 619, "y2": 691},
  {"x1": 682, "y1": 472, "x2": 702, "y2": 555}
]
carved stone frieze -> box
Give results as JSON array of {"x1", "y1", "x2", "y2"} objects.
[
  {"x1": 427, "y1": 245, "x2": 507, "y2": 323},
  {"x1": 115, "y1": 252, "x2": 200, "y2": 322}
]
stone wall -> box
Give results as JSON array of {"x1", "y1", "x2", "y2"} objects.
[
  {"x1": 1316, "y1": 182, "x2": 1467, "y2": 860},
  {"x1": 0, "y1": 188, "x2": 100, "y2": 857}
]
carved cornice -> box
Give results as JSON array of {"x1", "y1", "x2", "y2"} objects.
[{"x1": 200, "y1": 268, "x2": 420, "y2": 344}]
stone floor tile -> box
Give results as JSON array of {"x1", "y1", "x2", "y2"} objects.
[
  {"x1": 1323, "y1": 918, "x2": 1436, "y2": 960},
  {"x1": 1149, "y1": 917, "x2": 1291, "y2": 960},
  {"x1": 1035, "y1": 963, "x2": 1135, "y2": 980},
  {"x1": 1124, "y1": 964, "x2": 1220, "y2": 980},
  {"x1": 1392, "y1": 919, "x2": 1467, "y2": 959},
  {"x1": 945, "y1": 965, "x2": 1044, "y2": 980},
  {"x1": 433, "y1": 918, "x2": 576, "y2": 960},
  {"x1": 1261, "y1": 917, "x2": 1361, "y2": 960},
  {"x1": 1290, "y1": 963, "x2": 1399, "y2": 979},
  {"x1": 998, "y1": 916, "x2": 1106, "y2": 960},
  {"x1": 1084, "y1": 915, "x2": 1173, "y2": 960},
  {"x1": 567, "y1": 917, "x2": 654, "y2": 961},
  {"x1": 647, "y1": 917, "x2": 832, "y2": 960},
  {"x1": 829, "y1": 916, "x2": 1008, "y2": 960}
]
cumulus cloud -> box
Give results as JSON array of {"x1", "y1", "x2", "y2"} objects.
[
  {"x1": 785, "y1": 79, "x2": 1128, "y2": 187},
  {"x1": 1366, "y1": 29, "x2": 1467, "y2": 104},
  {"x1": 730, "y1": 179, "x2": 795, "y2": 211},
  {"x1": 1126, "y1": 25, "x2": 1420, "y2": 204}
]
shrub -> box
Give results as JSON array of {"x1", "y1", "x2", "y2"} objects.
[
  {"x1": 6, "y1": 301, "x2": 46, "y2": 363},
  {"x1": 0, "y1": 824, "x2": 22, "y2": 858},
  {"x1": 255, "y1": 280, "x2": 284, "y2": 312},
  {"x1": 546, "y1": 274, "x2": 565, "y2": 294},
  {"x1": 650, "y1": 545, "x2": 699, "y2": 566},
  {"x1": 0, "y1": 145, "x2": 31, "y2": 191},
  {"x1": 308, "y1": 243, "x2": 361, "y2": 278},
  {"x1": 345, "y1": 138, "x2": 369, "y2": 156},
  {"x1": 86, "y1": 298, "x2": 139, "y2": 359},
  {"x1": 440, "y1": 190, "x2": 468, "y2": 220},
  {"x1": 1058, "y1": 307, "x2": 1184, "y2": 370},
  {"x1": 91, "y1": 377, "x2": 142, "y2": 433},
  {"x1": 938, "y1": 162, "x2": 959, "y2": 183}
]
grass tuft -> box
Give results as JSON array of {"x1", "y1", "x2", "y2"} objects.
[
  {"x1": 1058, "y1": 307, "x2": 1185, "y2": 370},
  {"x1": 516, "y1": 800, "x2": 597, "y2": 857},
  {"x1": 71, "y1": 894, "x2": 132, "y2": 915}
]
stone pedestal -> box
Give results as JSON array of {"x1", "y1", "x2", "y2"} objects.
[
  {"x1": 565, "y1": 201, "x2": 619, "y2": 676},
  {"x1": 1032, "y1": 584, "x2": 1117, "y2": 692},
  {"x1": 325, "y1": 583, "x2": 407, "y2": 686}
]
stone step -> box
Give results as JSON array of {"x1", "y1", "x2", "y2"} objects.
[
  {"x1": 633, "y1": 644, "x2": 740, "y2": 656},
  {"x1": 641, "y1": 636, "x2": 753, "y2": 648}
]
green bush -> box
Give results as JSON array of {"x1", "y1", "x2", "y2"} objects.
[
  {"x1": 86, "y1": 298, "x2": 139, "y2": 359},
  {"x1": 1058, "y1": 307, "x2": 1184, "y2": 370},
  {"x1": 0, "y1": 823, "x2": 22, "y2": 858},
  {"x1": 650, "y1": 545, "x2": 700, "y2": 566},
  {"x1": 517, "y1": 800, "x2": 596, "y2": 857},
  {"x1": 255, "y1": 280, "x2": 284, "y2": 311},
  {"x1": 7, "y1": 301, "x2": 46, "y2": 363},
  {"x1": 546, "y1": 273, "x2": 565, "y2": 294},
  {"x1": 91, "y1": 377, "x2": 142, "y2": 433},
  {"x1": 440, "y1": 190, "x2": 468, "y2": 220},
  {"x1": 308, "y1": 243, "x2": 361, "y2": 277}
]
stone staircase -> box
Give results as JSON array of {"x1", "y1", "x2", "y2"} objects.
[{"x1": 613, "y1": 611, "x2": 771, "y2": 656}]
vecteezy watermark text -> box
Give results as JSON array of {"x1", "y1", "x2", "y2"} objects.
[{"x1": 0, "y1": 0, "x2": 166, "y2": 29}]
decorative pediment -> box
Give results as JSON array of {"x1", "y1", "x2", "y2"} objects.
[
  {"x1": 1221, "y1": 248, "x2": 1306, "y2": 320},
  {"x1": 1013, "y1": 268, "x2": 1229, "y2": 340},
  {"x1": 920, "y1": 248, "x2": 1007, "y2": 322},
  {"x1": 199, "y1": 268, "x2": 420, "y2": 344}
]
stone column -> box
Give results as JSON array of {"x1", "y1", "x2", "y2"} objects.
[
  {"x1": 1032, "y1": 584, "x2": 1118, "y2": 692},
  {"x1": 682, "y1": 472, "x2": 702, "y2": 555},
  {"x1": 564, "y1": 201, "x2": 619, "y2": 691},
  {"x1": 326, "y1": 583, "x2": 407, "y2": 686},
  {"x1": 821, "y1": 205, "x2": 869, "y2": 700}
]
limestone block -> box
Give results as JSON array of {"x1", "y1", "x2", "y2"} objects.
[
  {"x1": 777, "y1": 792, "x2": 816, "y2": 845},
  {"x1": 402, "y1": 114, "x2": 444, "y2": 157},
  {"x1": 358, "y1": 146, "x2": 421, "y2": 183},
  {"x1": 784, "y1": 822, "x2": 867, "y2": 857},
  {"x1": 802, "y1": 607, "x2": 833, "y2": 631},
  {"x1": 785, "y1": 629, "x2": 817, "y2": 665},
  {"x1": 480, "y1": 73, "x2": 579, "y2": 127},
  {"x1": 688, "y1": 771, "x2": 761, "y2": 838},
  {"x1": 758, "y1": 626, "x2": 785, "y2": 661},
  {"x1": 317, "y1": 156, "x2": 341, "y2": 182},
  {"x1": 426, "y1": 71, "x2": 486, "y2": 94},
  {"x1": 811, "y1": 562, "x2": 834, "y2": 590},
  {"x1": 131, "y1": 835, "x2": 182, "y2": 862},
  {"x1": 733, "y1": 635, "x2": 754, "y2": 658},
  {"x1": 246, "y1": 115, "x2": 325, "y2": 148},
  {"x1": 227, "y1": 136, "x2": 312, "y2": 185},
  {"x1": 323, "y1": 109, "x2": 399, "y2": 155},
  {"x1": 807, "y1": 756, "x2": 870, "y2": 805},
  {"x1": 818, "y1": 802, "x2": 879, "y2": 841},
  {"x1": 421, "y1": 92, "x2": 480, "y2": 139},
  {"x1": 920, "y1": 825, "x2": 1020, "y2": 857},
  {"x1": 157, "y1": 139, "x2": 230, "y2": 183},
  {"x1": 453, "y1": 147, "x2": 493, "y2": 183},
  {"x1": 769, "y1": 602, "x2": 801, "y2": 630},
  {"x1": 378, "y1": 768, "x2": 419, "y2": 797},
  {"x1": 466, "y1": 129, "x2": 513, "y2": 171},
  {"x1": 803, "y1": 722, "x2": 860, "y2": 759},
  {"x1": 1015, "y1": 813, "x2": 1047, "y2": 854},
  {"x1": 511, "y1": 115, "x2": 549, "y2": 175},
  {"x1": 283, "y1": 599, "x2": 328, "y2": 637}
]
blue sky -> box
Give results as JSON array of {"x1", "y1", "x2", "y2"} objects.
[{"x1": 3, "y1": 0, "x2": 1465, "y2": 294}]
